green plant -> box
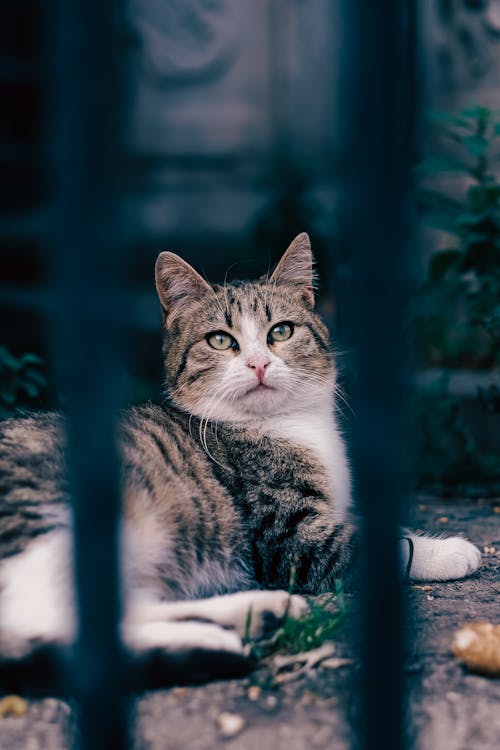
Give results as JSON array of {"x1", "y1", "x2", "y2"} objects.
[
  {"x1": 413, "y1": 380, "x2": 500, "y2": 489},
  {"x1": 0, "y1": 346, "x2": 47, "y2": 417},
  {"x1": 247, "y1": 576, "x2": 346, "y2": 660},
  {"x1": 416, "y1": 106, "x2": 500, "y2": 368},
  {"x1": 411, "y1": 107, "x2": 500, "y2": 491}
]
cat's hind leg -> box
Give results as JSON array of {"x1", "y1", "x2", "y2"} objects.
[
  {"x1": 0, "y1": 531, "x2": 75, "y2": 657},
  {"x1": 401, "y1": 532, "x2": 481, "y2": 581}
]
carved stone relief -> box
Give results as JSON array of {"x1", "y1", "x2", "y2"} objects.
[
  {"x1": 129, "y1": 0, "x2": 238, "y2": 86},
  {"x1": 423, "y1": 0, "x2": 500, "y2": 100},
  {"x1": 127, "y1": 0, "x2": 273, "y2": 156}
]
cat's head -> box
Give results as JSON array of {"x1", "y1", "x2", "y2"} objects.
[{"x1": 155, "y1": 233, "x2": 335, "y2": 422}]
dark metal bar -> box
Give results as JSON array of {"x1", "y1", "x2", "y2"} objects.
[
  {"x1": 338, "y1": 2, "x2": 415, "y2": 749},
  {"x1": 47, "y1": 1, "x2": 129, "y2": 747}
]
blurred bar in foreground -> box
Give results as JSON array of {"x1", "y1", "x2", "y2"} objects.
[
  {"x1": 338, "y1": 1, "x2": 416, "y2": 748},
  {"x1": 47, "y1": 1, "x2": 129, "y2": 747}
]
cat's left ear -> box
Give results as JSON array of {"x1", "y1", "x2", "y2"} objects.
[
  {"x1": 155, "y1": 252, "x2": 213, "y2": 326},
  {"x1": 270, "y1": 232, "x2": 315, "y2": 307}
]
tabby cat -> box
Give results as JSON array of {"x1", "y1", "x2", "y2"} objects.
[{"x1": 0, "y1": 233, "x2": 481, "y2": 674}]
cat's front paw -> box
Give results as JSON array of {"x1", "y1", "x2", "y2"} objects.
[
  {"x1": 232, "y1": 590, "x2": 309, "y2": 639},
  {"x1": 404, "y1": 535, "x2": 481, "y2": 582}
]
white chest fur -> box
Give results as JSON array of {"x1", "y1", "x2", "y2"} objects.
[{"x1": 263, "y1": 409, "x2": 352, "y2": 523}]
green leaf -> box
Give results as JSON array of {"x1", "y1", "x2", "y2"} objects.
[
  {"x1": 463, "y1": 135, "x2": 488, "y2": 157},
  {"x1": 428, "y1": 250, "x2": 462, "y2": 281},
  {"x1": 19, "y1": 381, "x2": 40, "y2": 398},
  {"x1": 460, "y1": 106, "x2": 492, "y2": 121},
  {"x1": 416, "y1": 188, "x2": 462, "y2": 216},
  {"x1": 421, "y1": 213, "x2": 459, "y2": 234},
  {"x1": 426, "y1": 110, "x2": 471, "y2": 128},
  {"x1": 416, "y1": 155, "x2": 471, "y2": 175},
  {"x1": 20, "y1": 353, "x2": 44, "y2": 366},
  {"x1": 23, "y1": 369, "x2": 47, "y2": 388},
  {"x1": 0, "y1": 348, "x2": 21, "y2": 372}
]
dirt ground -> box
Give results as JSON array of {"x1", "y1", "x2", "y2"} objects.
[{"x1": 1, "y1": 497, "x2": 499, "y2": 750}]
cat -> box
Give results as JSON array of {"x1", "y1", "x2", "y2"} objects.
[{"x1": 0, "y1": 233, "x2": 481, "y2": 683}]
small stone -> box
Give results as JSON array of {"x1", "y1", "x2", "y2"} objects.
[
  {"x1": 217, "y1": 712, "x2": 245, "y2": 738},
  {"x1": 247, "y1": 685, "x2": 261, "y2": 701},
  {"x1": 419, "y1": 504, "x2": 428, "y2": 512},
  {"x1": 452, "y1": 621, "x2": 500, "y2": 676},
  {"x1": 413, "y1": 585, "x2": 433, "y2": 591},
  {"x1": 492, "y1": 506, "x2": 500, "y2": 514},
  {"x1": 264, "y1": 695, "x2": 278, "y2": 711},
  {"x1": 438, "y1": 516, "x2": 449, "y2": 523},
  {"x1": 483, "y1": 546, "x2": 496, "y2": 554},
  {"x1": 0, "y1": 695, "x2": 28, "y2": 718}
]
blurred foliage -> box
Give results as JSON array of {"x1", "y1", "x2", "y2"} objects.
[
  {"x1": 413, "y1": 379, "x2": 500, "y2": 492},
  {"x1": 0, "y1": 346, "x2": 48, "y2": 418},
  {"x1": 415, "y1": 106, "x2": 500, "y2": 369},
  {"x1": 413, "y1": 107, "x2": 500, "y2": 492}
]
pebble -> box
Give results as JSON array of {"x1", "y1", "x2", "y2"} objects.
[
  {"x1": 0, "y1": 695, "x2": 28, "y2": 718},
  {"x1": 264, "y1": 695, "x2": 278, "y2": 711},
  {"x1": 217, "y1": 712, "x2": 246, "y2": 738},
  {"x1": 247, "y1": 685, "x2": 261, "y2": 701}
]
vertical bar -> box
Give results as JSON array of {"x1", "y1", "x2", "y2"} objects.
[
  {"x1": 338, "y1": 2, "x2": 414, "y2": 749},
  {"x1": 47, "y1": 1, "x2": 128, "y2": 747}
]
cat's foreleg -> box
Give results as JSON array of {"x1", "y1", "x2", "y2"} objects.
[
  {"x1": 126, "y1": 589, "x2": 309, "y2": 641},
  {"x1": 400, "y1": 531, "x2": 481, "y2": 581}
]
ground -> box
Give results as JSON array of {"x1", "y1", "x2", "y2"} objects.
[{"x1": 1, "y1": 497, "x2": 499, "y2": 750}]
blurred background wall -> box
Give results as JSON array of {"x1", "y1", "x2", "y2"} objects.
[{"x1": 1, "y1": 1, "x2": 500, "y2": 484}]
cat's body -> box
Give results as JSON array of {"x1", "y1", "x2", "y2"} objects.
[{"x1": 0, "y1": 233, "x2": 481, "y2": 673}]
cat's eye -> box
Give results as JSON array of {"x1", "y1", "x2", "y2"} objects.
[
  {"x1": 268, "y1": 321, "x2": 294, "y2": 344},
  {"x1": 206, "y1": 331, "x2": 239, "y2": 351}
]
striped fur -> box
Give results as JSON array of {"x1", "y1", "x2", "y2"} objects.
[
  {"x1": 0, "y1": 233, "x2": 482, "y2": 667},
  {"x1": 0, "y1": 234, "x2": 354, "y2": 603}
]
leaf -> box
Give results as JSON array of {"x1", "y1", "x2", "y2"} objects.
[
  {"x1": 416, "y1": 188, "x2": 462, "y2": 216},
  {"x1": 428, "y1": 250, "x2": 462, "y2": 282},
  {"x1": 456, "y1": 211, "x2": 490, "y2": 226},
  {"x1": 23, "y1": 369, "x2": 47, "y2": 388},
  {"x1": 463, "y1": 135, "x2": 488, "y2": 157},
  {"x1": 19, "y1": 381, "x2": 40, "y2": 398},
  {"x1": 20, "y1": 353, "x2": 44, "y2": 366},
  {"x1": 416, "y1": 155, "x2": 471, "y2": 175},
  {"x1": 460, "y1": 106, "x2": 492, "y2": 121},
  {"x1": 0, "y1": 348, "x2": 21, "y2": 372},
  {"x1": 426, "y1": 110, "x2": 471, "y2": 128}
]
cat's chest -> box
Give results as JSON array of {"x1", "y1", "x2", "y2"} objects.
[{"x1": 264, "y1": 412, "x2": 352, "y2": 523}]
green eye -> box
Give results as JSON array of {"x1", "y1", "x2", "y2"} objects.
[
  {"x1": 268, "y1": 321, "x2": 294, "y2": 344},
  {"x1": 206, "y1": 331, "x2": 238, "y2": 351}
]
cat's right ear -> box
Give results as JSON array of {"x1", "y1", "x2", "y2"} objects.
[{"x1": 155, "y1": 252, "x2": 212, "y2": 326}]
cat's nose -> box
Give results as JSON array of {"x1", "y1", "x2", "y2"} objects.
[{"x1": 247, "y1": 357, "x2": 270, "y2": 382}]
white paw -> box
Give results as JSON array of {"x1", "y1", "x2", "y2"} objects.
[
  {"x1": 238, "y1": 590, "x2": 309, "y2": 638},
  {"x1": 124, "y1": 620, "x2": 244, "y2": 654},
  {"x1": 405, "y1": 535, "x2": 482, "y2": 582}
]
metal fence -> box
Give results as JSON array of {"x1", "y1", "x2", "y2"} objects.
[{"x1": 1, "y1": 1, "x2": 416, "y2": 747}]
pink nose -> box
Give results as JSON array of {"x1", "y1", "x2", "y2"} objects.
[{"x1": 247, "y1": 358, "x2": 270, "y2": 383}]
